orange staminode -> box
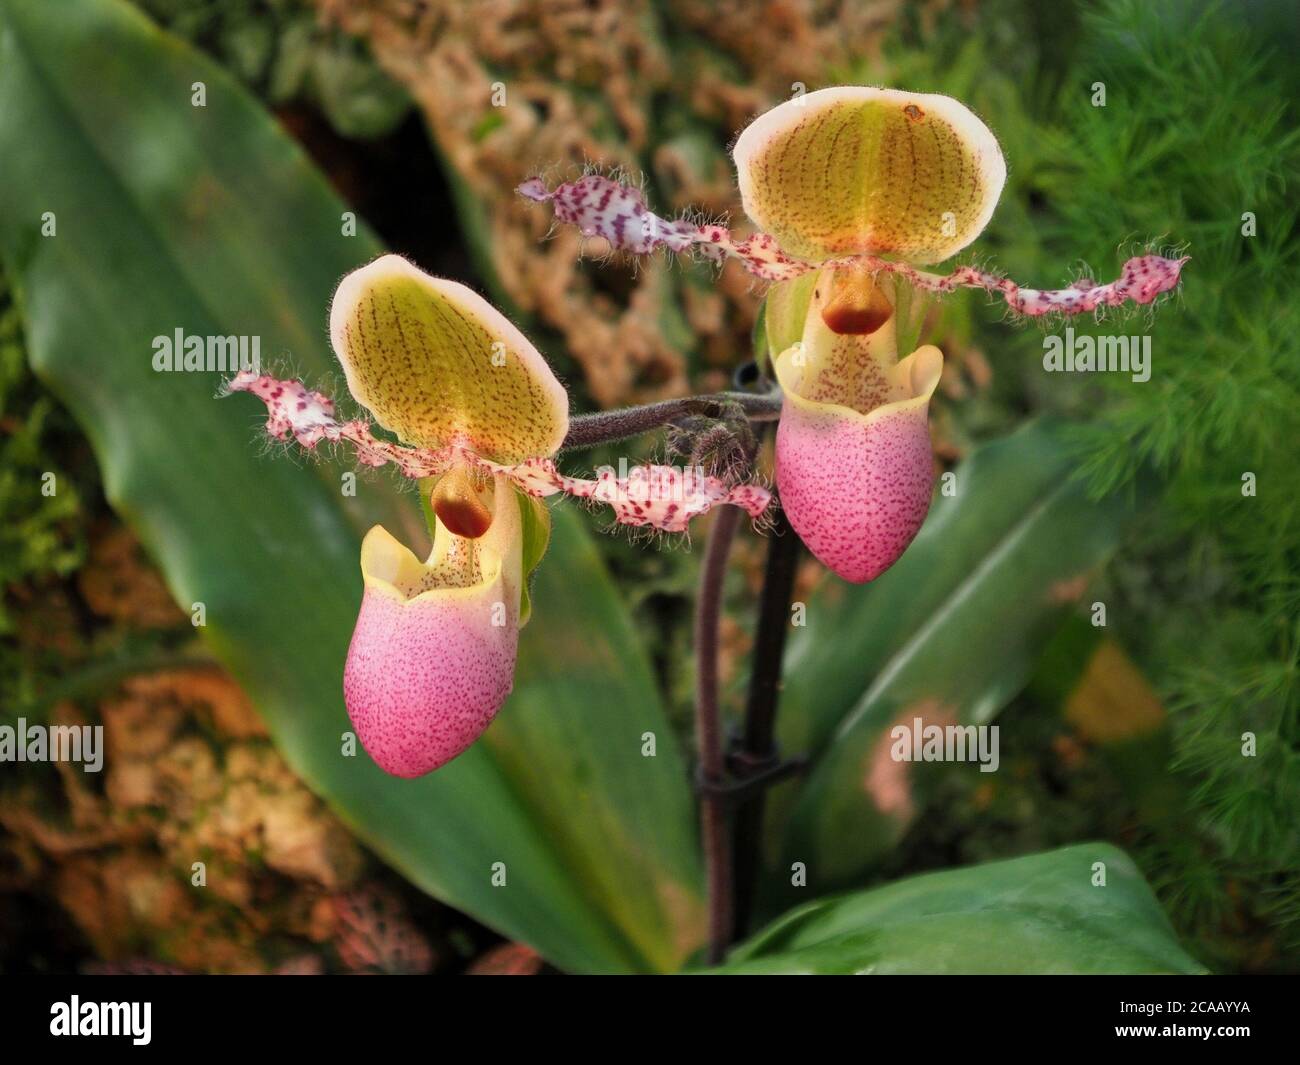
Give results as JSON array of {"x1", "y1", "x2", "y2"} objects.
[
  {"x1": 431, "y1": 465, "x2": 495, "y2": 539},
  {"x1": 821, "y1": 269, "x2": 894, "y2": 336}
]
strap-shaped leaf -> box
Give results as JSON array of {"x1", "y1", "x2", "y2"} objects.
[
  {"x1": 0, "y1": 0, "x2": 701, "y2": 973},
  {"x1": 761, "y1": 421, "x2": 1137, "y2": 910},
  {"x1": 710, "y1": 844, "x2": 1204, "y2": 974}
]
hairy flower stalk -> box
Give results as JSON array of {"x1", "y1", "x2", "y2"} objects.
[
  {"x1": 694, "y1": 503, "x2": 744, "y2": 963},
  {"x1": 561, "y1": 391, "x2": 782, "y2": 451}
]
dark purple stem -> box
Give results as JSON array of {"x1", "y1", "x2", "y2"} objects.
[
  {"x1": 694, "y1": 504, "x2": 743, "y2": 964},
  {"x1": 731, "y1": 507, "x2": 801, "y2": 936}
]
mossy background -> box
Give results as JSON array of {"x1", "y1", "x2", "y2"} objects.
[{"x1": 1, "y1": 0, "x2": 1296, "y2": 973}]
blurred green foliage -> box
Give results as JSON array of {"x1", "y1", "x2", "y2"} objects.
[
  {"x1": 0, "y1": 270, "x2": 84, "y2": 636},
  {"x1": 138, "y1": 0, "x2": 410, "y2": 137},
  {"x1": 1055, "y1": 4, "x2": 1300, "y2": 931},
  {"x1": 767, "y1": 420, "x2": 1137, "y2": 911}
]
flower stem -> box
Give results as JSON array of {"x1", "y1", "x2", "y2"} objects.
[
  {"x1": 731, "y1": 507, "x2": 801, "y2": 937},
  {"x1": 694, "y1": 503, "x2": 743, "y2": 964},
  {"x1": 561, "y1": 391, "x2": 781, "y2": 452}
]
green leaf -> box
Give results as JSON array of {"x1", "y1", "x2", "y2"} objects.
[
  {"x1": 712, "y1": 843, "x2": 1205, "y2": 974},
  {"x1": 0, "y1": 0, "x2": 701, "y2": 973},
  {"x1": 306, "y1": 37, "x2": 410, "y2": 141},
  {"x1": 514, "y1": 489, "x2": 551, "y2": 626},
  {"x1": 768, "y1": 420, "x2": 1137, "y2": 900},
  {"x1": 888, "y1": 273, "x2": 932, "y2": 360},
  {"x1": 761, "y1": 270, "x2": 819, "y2": 365}
]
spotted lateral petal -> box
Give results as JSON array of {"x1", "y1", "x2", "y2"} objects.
[
  {"x1": 518, "y1": 175, "x2": 812, "y2": 282},
  {"x1": 330, "y1": 254, "x2": 569, "y2": 462},
  {"x1": 505, "y1": 457, "x2": 772, "y2": 533},
  {"x1": 837, "y1": 253, "x2": 1190, "y2": 317},
  {"x1": 226, "y1": 372, "x2": 771, "y2": 532},
  {"x1": 518, "y1": 176, "x2": 1187, "y2": 315}
]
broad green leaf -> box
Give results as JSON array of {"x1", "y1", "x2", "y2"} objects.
[
  {"x1": 0, "y1": 0, "x2": 701, "y2": 973},
  {"x1": 766, "y1": 420, "x2": 1136, "y2": 903},
  {"x1": 712, "y1": 843, "x2": 1205, "y2": 974}
]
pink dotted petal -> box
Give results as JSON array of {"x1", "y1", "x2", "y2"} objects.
[
  {"x1": 344, "y1": 512, "x2": 522, "y2": 779},
  {"x1": 776, "y1": 347, "x2": 943, "y2": 583},
  {"x1": 345, "y1": 576, "x2": 517, "y2": 778},
  {"x1": 502, "y1": 457, "x2": 771, "y2": 532}
]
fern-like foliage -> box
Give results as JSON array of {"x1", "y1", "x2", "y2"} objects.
[
  {"x1": 853, "y1": 0, "x2": 1299, "y2": 969},
  {"x1": 1051, "y1": 0, "x2": 1299, "y2": 954}
]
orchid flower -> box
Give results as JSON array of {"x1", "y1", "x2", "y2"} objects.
[
  {"x1": 519, "y1": 86, "x2": 1187, "y2": 581},
  {"x1": 228, "y1": 255, "x2": 769, "y2": 777}
]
